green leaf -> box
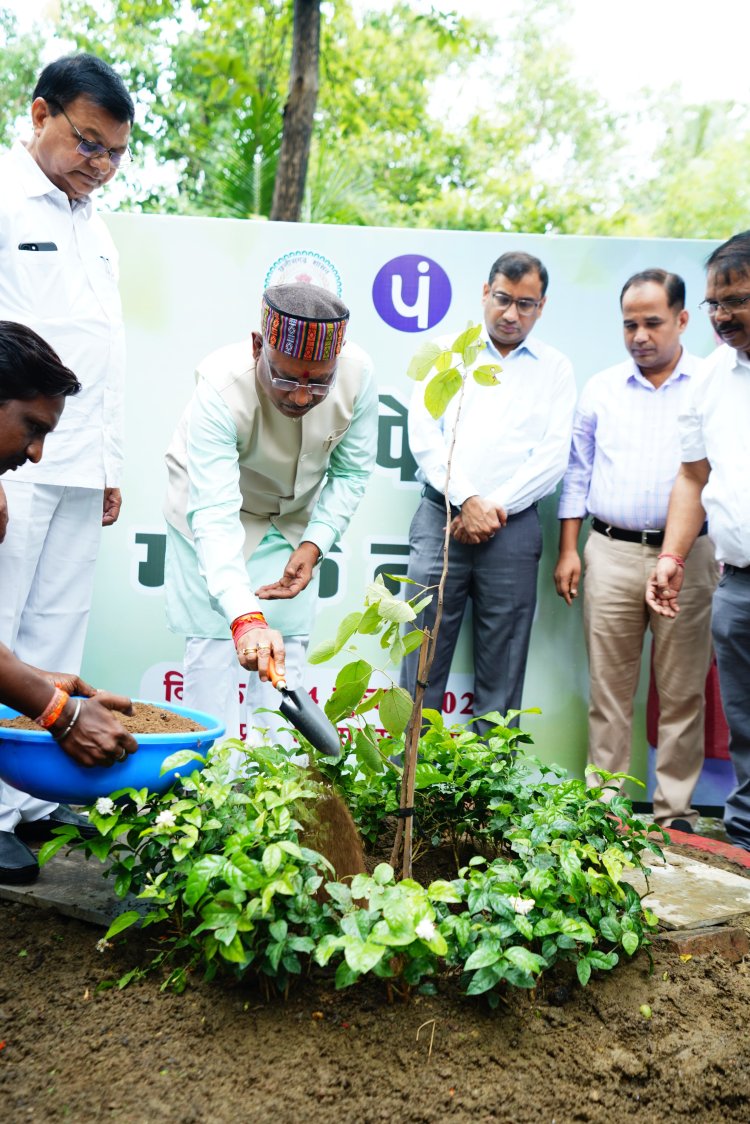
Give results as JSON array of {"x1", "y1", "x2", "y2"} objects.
[
  {"x1": 353, "y1": 688, "x2": 384, "y2": 716},
  {"x1": 465, "y1": 964, "x2": 504, "y2": 995},
  {"x1": 427, "y1": 879, "x2": 462, "y2": 903},
  {"x1": 576, "y1": 958, "x2": 592, "y2": 987},
  {"x1": 307, "y1": 637, "x2": 337, "y2": 664},
  {"x1": 262, "y1": 843, "x2": 283, "y2": 876},
  {"x1": 504, "y1": 946, "x2": 546, "y2": 975},
  {"x1": 332, "y1": 611, "x2": 364, "y2": 654},
  {"x1": 472, "y1": 363, "x2": 502, "y2": 386},
  {"x1": 354, "y1": 728, "x2": 386, "y2": 774},
  {"x1": 424, "y1": 367, "x2": 462, "y2": 419},
  {"x1": 373, "y1": 862, "x2": 395, "y2": 885},
  {"x1": 452, "y1": 323, "x2": 483, "y2": 354},
  {"x1": 37, "y1": 835, "x2": 75, "y2": 866},
  {"x1": 621, "y1": 931, "x2": 640, "y2": 956},
  {"x1": 334, "y1": 960, "x2": 360, "y2": 989},
  {"x1": 344, "y1": 938, "x2": 386, "y2": 974},
  {"x1": 379, "y1": 686, "x2": 415, "y2": 738},
  {"x1": 464, "y1": 941, "x2": 503, "y2": 970},
  {"x1": 407, "y1": 340, "x2": 443, "y2": 382},
  {"x1": 160, "y1": 748, "x2": 206, "y2": 775},
  {"x1": 104, "y1": 910, "x2": 141, "y2": 940},
  {"x1": 219, "y1": 934, "x2": 247, "y2": 964}
]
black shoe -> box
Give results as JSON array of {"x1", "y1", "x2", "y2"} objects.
[
  {"x1": 0, "y1": 831, "x2": 39, "y2": 884},
  {"x1": 667, "y1": 818, "x2": 695, "y2": 834},
  {"x1": 15, "y1": 805, "x2": 97, "y2": 843}
]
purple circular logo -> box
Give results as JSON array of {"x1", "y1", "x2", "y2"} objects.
[{"x1": 372, "y1": 254, "x2": 452, "y2": 332}]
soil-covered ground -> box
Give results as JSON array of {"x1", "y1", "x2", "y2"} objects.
[
  {"x1": 2, "y1": 846, "x2": 750, "y2": 1124},
  {"x1": 0, "y1": 702, "x2": 205, "y2": 735}
]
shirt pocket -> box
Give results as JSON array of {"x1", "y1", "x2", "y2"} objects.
[
  {"x1": 323, "y1": 424, "x2": 351, "y2": 453},
  {"x1": 14, "y1": 242, "x2": 67, "y2": 319}
]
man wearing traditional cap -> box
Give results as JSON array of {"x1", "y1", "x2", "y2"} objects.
[{"x1": 163, "y1": 283, "x2": 377, "y2": 752}]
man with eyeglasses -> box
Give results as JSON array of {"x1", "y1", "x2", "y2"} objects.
[
  {"x1": 401, "y1": 250, "x2": 576, "y2": 729},
  {"x1": 0, "y1": 55, "x2": 134, "y2": 863},
  {"x1": 555, "y1": 270, "x2": 718, "y2": 832},
  {"x1": 648, "y1": 232, "x2": 750, "y2": 850},
  {"x1": 163, "y1": 283, "x2": 377, "y2": 757}
]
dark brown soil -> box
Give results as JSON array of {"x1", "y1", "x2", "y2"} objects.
[
  {"x1": 2, "y1": 861, "x2": 750, "y2": 1123},
  {"x1": 0, "y1": 702, "x2": 205, "y2": 735}
]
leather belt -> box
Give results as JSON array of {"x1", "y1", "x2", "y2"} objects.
[
  {"x1": 724, "y1": 563, "x2": 750, "y2": 575},
  {"x1": 591, "y1": 517, "x2": 709, "y2": 547},
  {"x1": 422, "y1": 484, "x2": 536, "y2": 520}
]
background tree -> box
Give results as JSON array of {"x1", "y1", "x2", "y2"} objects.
[{"x1": 270, "y1": 0, "x2": 321, "y2": 222}]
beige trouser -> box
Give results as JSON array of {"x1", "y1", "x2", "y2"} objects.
[{"x1": 583, "y1": 530, "x2": 718, "y2": 826}]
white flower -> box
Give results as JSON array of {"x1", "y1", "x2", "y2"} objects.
[
  {"x1": 508, "y1": 895, "x2": 535, "y2": 916},
  {"x1": 154, "y1": 809, "x2": 177, "y2": 830},
  {"x1": 95, "y1": 938, "x2": 112, "y2": 953},
  {"x1": 95, "y1": 797, "x2": 115, "y2": 816},
  {"x1": 415, "y1": 917, "x2": 437, "y2": 941}
]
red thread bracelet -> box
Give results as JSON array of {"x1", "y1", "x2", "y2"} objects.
[{"x1": 658, "y1": 552, "x2": 685, "y2": 568}]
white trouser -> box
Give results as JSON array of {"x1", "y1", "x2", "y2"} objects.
[
  {"x1": 182, "y1": 636, "x2": 307, "y2": 777},
  {"x1": 0, "y1": 482, "x2": 103, "y2": 830}
]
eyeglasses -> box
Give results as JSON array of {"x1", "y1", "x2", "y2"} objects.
[
  {"x1": 699, "y1": 295, "x2": 750, "y2": 315},
  {"x1": 489, "y1": 291, "x2": 542, "y2": 316},
  {"x1": 263, "y1": 346, "x2": 336, "y2": 398},
  {"x1": 52, "y1": 102, "x2": 131, "y2": 169}
]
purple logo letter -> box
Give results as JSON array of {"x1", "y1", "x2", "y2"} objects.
[{"x1": 372, "y1": 255, "x2": 452, "y2": 332}]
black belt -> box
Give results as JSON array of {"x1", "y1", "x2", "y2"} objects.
[
  {"x1": 591, "y1": 517, "x2": 708, "y2": 547},
  {"x1": 422, "y1": 484, "x2": 536, "y2": 520},
  {"x1": 724, "y1": 563, "x2": 750, "y2": 575}
]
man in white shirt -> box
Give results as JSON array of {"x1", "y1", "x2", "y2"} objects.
[
  {"x1": 401, "y1": 251, "x2": 576, "y2": 730},
  {"x1": 164, "y1": 283, "x2": 377, "y2": 756},
  {"x1": 555, "y1": 270, "x2": 718, "y2": 830},
  {"x1": 0, "y1": 56, "x2": 133, "y2": 853},
  {"x1": 649, "y1": 232, "x2": 750, "y2": 850}
]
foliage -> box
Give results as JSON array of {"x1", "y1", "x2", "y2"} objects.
[
  {"x1": 40, "y1": 741, "x2": 339, "y2": 994},
  {"x1": 41, "y1": 718, "x2": 662, "y2": 1003},
  {"x1": 0, "y1": 8, "x2": 43, "y2": 144}
]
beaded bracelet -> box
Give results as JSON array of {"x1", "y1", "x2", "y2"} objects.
[
  {"x1": 35, "y1": 687, "x2": 70, "y2": 729},
  {"x1": 658, "y1": 552, "x2": 685, "y2": 568},
  {"x1": 53, "y1": 697, "x2": 82, "y2": 742}
]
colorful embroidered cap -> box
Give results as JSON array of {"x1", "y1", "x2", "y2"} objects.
[{"x1": 261, "y1": 283, "x2": 349, "y2": 362}]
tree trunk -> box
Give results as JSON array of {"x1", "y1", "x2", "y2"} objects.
[{"x1": 270, "y1": 0, "x2": 321, "y2": 222}]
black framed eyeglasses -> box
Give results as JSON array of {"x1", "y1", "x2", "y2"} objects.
[
  {"x1": 262, "y1": 345, "x2": 336, "y2": 398},
  {"x1": 699, "y1": 295, "x2": 750, "y2": 315},
  {"x1": 52, "y1": 101, "x2": 131, "y2": 169},
  {"x1": 489, "y1": 290, "x2": 542, "y2": 316}
]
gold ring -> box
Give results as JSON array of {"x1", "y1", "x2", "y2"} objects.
[
  {"x1": 241, "y1": 647, "x2": 258, "y2": 657},
  {"x1": 116, "y1": 747, "x2": 127, "y2": 762},
  {"x1": 257, "y1": 645, "x2": 271, "y2": 653}
]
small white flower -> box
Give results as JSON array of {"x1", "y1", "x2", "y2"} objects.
[
  {"x1": 509, "y1": 895, "x2": 535, "y2": 916},
  {"x1": 154, "y1": 809, "x2": 177, "y2": 830},
  {"x1": 415, "y1": 917, "x2": 437, "y2": 941},
  {"x1": 95, "y1": 938, "x2": 112, "y2": 953},
  {"x1": 95, "y1": 797, "x2": 115, "y2": 816}
]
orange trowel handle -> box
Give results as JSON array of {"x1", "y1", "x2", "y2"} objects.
[{"x1": 267, "y1": 655, "x2": 288, "y2": 691}]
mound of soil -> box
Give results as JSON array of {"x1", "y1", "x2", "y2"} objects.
[
  {"x1": 2, "y1": 851, "x2": 750, "y2": 1123},
  {"x1": 0, "y1": 702, "x2": 205, "y2": 735}
]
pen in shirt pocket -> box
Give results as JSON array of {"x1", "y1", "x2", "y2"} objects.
[{"x1": 18, "y1": 242, "x2": 58, "y2": 251}]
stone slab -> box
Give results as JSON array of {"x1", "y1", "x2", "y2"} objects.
[
  {"x1": 0, "y1": 847, "x2": 144, "y2": 928},
  {"x1": 656, "y1": 925, "x2": 750, "y2": 962},
  {"x1": 627, "y1": 848, "x2": 750, "y2": 930}
]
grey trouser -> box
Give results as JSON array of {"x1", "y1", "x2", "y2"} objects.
[
  {"x1": 400, "y1": 495, "x2": 542, "y2": 732},
  {"x1": 712, "y1": 568, "x2": 750, "y2": 849}
]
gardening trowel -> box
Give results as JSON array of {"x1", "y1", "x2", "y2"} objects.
[{"x1": 267, "y1": 657, "x2": 341, "y2": 758}]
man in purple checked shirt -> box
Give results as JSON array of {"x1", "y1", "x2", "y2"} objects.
[{"x1": 553, "y1": 269, "x2": 719, "y2": 832}]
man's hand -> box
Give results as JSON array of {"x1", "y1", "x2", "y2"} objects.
[
  {"x1": 0, "y1": 481, "x2": 7, "y2": 544},
  {"x1": 56, "y1": 698, "x2": 138, "y2": 767},
  {"x1": 256, "y1": 541, "x2": 320, "y2": 601},
  {"x1": 102, "y1": 487, "x2": 122, "y2": 526},
  {"x1": 554, "y1": 550, "x2": 581, "y2": 605},
  {"x1": 456, "y1": 496, "x2": 506, "y2": 542},
  {"x1": 646, "y1": 557, "x2": 685, "y2": 618},
  {"x1": 234, "y1": 626, "x2": 286, "y2": 683}
]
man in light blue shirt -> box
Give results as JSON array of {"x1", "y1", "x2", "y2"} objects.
[{"x1": 556, "y1": 269, "x2": 718, "y2": 830}]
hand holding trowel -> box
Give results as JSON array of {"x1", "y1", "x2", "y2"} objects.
[{"x1": 267, "y1": 656, "x2": 341, "y2": 757}]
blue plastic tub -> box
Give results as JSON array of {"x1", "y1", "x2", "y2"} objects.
[{"x1": 0, "y1": 700, "x2": 225, "y2": 804}]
